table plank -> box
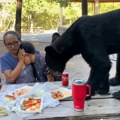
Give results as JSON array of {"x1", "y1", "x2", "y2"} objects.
[{"x1": 0, "y1": 113, "x2": 23, "y2": 120}]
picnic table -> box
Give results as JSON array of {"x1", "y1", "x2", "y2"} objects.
[{"x1": 0, "y1": 81, "x2": 120, "y2": 120}]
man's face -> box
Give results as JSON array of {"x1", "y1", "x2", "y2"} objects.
[
  {"x1": 24, "y1": 54, "x2": 35, "y2": 64},
  {"x1": 4, "y1": 34, "x2": 21, "y2": 56}
]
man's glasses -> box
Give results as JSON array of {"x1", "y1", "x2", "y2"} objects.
[{"x1": 5, "y1": 41, "x2": 21, "y2": 48}]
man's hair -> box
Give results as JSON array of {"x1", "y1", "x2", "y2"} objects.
[
  {"x1": 52, "y1": 32, "x2": 60, "y2": 43},
  {"x1": 3, "y1": 31, "x2": 21, "y2": 44},
  {"x1": 20, "y1": 41, "x2": 35, "y2": 54}
]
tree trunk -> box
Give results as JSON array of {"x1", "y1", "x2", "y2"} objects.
[
  {"x1": 15, "y1": 0, "x2": 22, "y2": 39},
  {"x1": 82, "y1": 0, "x2": 88, "y2": 15},
  {"x1": 59, "y1": 0, "x2": 63, "y2": 26},
  {"x1": 30, "y1": 15, "x2": 33, "y2": 33}
]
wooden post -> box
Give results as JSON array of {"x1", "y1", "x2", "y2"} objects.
[
  {"x1": 82, "y1": 0, "x2": 88, "y2": 15},
  {"x1": 15, "y1": 0, "x2": 22, "y2": 39},
  {"x1": 94, "y1": 0, "x2": 100, "y2": 14},
  {"x1": 59, "y1": 0, "x2": 63, "y2": 26}
]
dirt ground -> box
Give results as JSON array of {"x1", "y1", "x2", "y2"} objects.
[{"x1": 0, "y1": 41, "x2": 116, "y2": 82}]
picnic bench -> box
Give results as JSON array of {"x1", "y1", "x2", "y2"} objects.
[{"x1": 0, "y1": 82, "x2": 120, "y2": 120}]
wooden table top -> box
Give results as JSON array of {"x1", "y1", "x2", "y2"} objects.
[{"x1": 0, "y1": 82, "x2": 120, "y2": 120}]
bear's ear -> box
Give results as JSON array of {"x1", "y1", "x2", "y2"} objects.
[
  {"x1": 45, "y1": 46, "x2": 56, "y2": 54},
  {"x1": 45, "y1": 45, "x2": 62, "y2": 54}
]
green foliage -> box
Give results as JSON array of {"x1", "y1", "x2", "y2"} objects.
[
  {"x1": 0, "y1": 3, "x2": 3, "y2": 10},
  {"x1": 99, "y1": 3, "x2": 120, "y2": 13},
  {"x1": 47, "y1": 0, "x2": 69, "y2": 7},
  {"x1": 22, "y1": 0, "x2": 60, "y2": 30},
  {"x1": 0, "y1": 0, "x2": 120, "y2": 32},
  {"x1": 0, "y1": 0, "x2": 16, "y2": 31}
]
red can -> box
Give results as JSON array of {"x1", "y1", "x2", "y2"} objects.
[{"x1": 62, "y1": 72, "x2": 69, "y2": 86}]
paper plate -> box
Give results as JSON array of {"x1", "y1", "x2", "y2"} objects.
[
  {"x1": 16, "y1": 97, "x2": 43, "y2": 113},
  {"x1": 4, "y1": 86, "x2": 32, "y2": 101},
  {"x1": 50, "y1": 87, "x2": 72, "y2": 100}
]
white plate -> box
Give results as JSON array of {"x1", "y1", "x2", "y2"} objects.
[
  {"x1": 16, "y1": 97, "x2": 43, "y2": 113},
  {"x1": 50, "y1": 87, "x2": 72, "y2": 100},
  {"x1": 4, "y1": 86, "x2": 32, "y2": 101}
]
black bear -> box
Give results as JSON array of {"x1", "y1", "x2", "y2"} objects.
[{"x1": 45, "y1": 9, "x2": 120, "y2": 98}]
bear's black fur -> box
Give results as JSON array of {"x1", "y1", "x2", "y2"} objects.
[{"x1": 45, "y1": 9, "x2": 120, "y2": 97}]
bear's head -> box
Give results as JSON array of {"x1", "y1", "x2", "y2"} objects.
[{"x1": 45, "y1": 45, "x2": 67, "y2": 76}]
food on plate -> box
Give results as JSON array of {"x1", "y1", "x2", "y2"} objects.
[
  {"x1": 51, "y1": 91, "x2": 64, "y2": 99},
  {"x1": 4, "y1": 86, "x2": 30, "y2": 101},
  {"x1": 50, "y1": 88, "x2": 72, "y2": 100},
  {"x1": 5, "y1": 94, "x2": 16, "y2": 100},
  {"x1": 16, "y1": 88, "x2": 30, "y2": 97},
  {"x1": 21, "y1": 97, "x2": 42, "y2": 111},
  {"x1": 0, "y1": 107, "x2": 9, "y2": 116}
]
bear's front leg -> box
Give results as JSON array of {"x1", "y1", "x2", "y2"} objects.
[
  {"x1": 86, "y1": 55, "x2": 111, "y2": 98},
  {"x1": 97, "y1": 74, "x2": 110, "y2": 95},
  {"x1": 109, "y1": 53, "x2": 120, "y2": 86}
]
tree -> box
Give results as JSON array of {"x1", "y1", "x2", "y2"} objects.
[
  {"x1": 15, "y1": 0, "x2": 22, "y2": 38},
  {"x1": 82, "y1": 0, "x2": 88, "y2": 15},
  {"x1": 47, "y1": 0, "x2": 68, "y2": 26}
]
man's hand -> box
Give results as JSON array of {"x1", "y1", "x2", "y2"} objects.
[{"x1": 18, "y1": 49, "x2": 25, "y2": 63}]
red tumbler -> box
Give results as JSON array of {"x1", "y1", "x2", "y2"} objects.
[{"x1": 72, "y1": 79, "x2": 91, "y2": 111}]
